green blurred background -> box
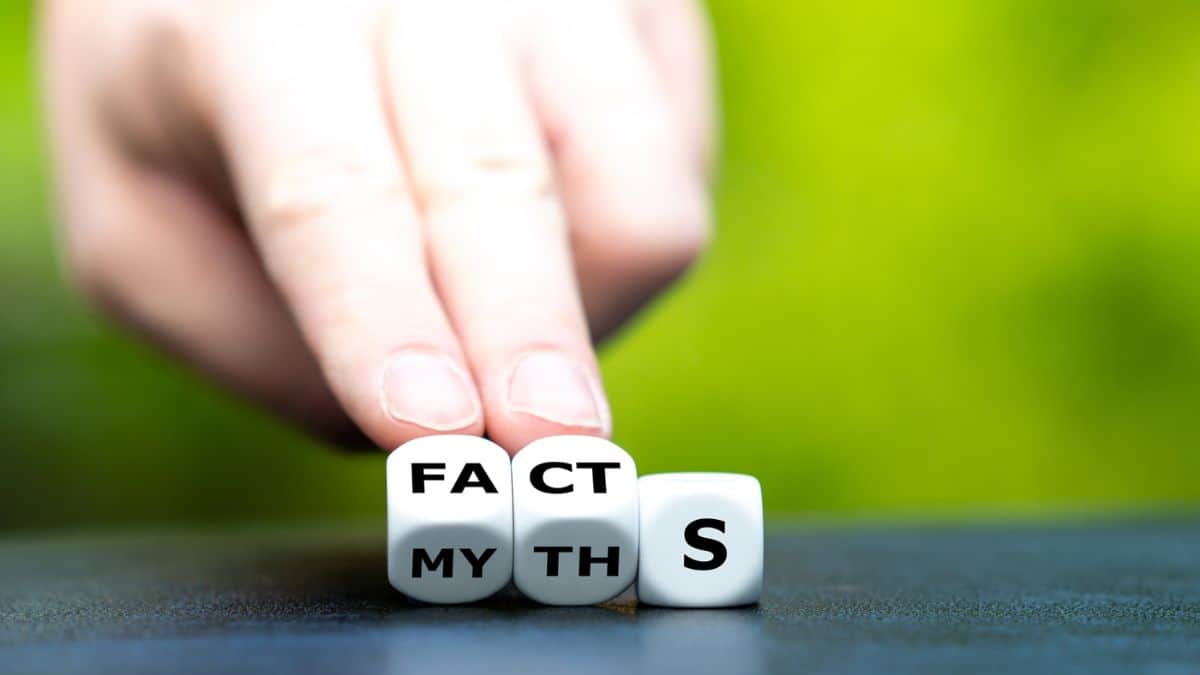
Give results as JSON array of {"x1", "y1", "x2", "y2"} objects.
[{"x1": 3, "y1": 1, "x2": 1200, "y2": 531}]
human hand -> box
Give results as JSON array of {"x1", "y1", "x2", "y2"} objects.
[{"x1": 40, "y1": 0, "x2": 713, "y2": 453}]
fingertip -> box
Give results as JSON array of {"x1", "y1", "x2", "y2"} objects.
[
  {"x1": 506, "y1": 350, "x2": 609, "y2": 431},
  {"x1": 484, "y1": 348, "x2": 612, "y2": 456},
  {"x1": 369, "y1": 347, "x2": 487, "y2": 450},
  {"x1": 379, "y1": 347, "x2": 482, "y2": 430}
]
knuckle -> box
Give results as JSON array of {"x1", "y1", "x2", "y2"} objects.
[
  {"x1": 416, "y1": 148, "x2": 556, "y2": 216},
  {"x1": 62, "y1": 220, "x2": 124, "y2": 304},
  {"x1": 258, "y1": 156, "x2": 408, "y2": 236},
  {"x1": 666, "y1": 203, "x2": 712, "y2": 268},
  {"x1": 604, "y1": 196, "x2": 712, "y2": 277}
]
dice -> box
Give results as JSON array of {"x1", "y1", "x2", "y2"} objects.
[
  {"x1": 636, "y1": 473, "x2": 763, "y2": 607},
  {"x1": 385, "y1": 436, "x2": 763, "y2": 608},
  {"x1": 511, "y1": 436, "x2": 639, "y2": 605},
  {"x1": 386, "y1": 435, "x2": 513, "y2": 604}
]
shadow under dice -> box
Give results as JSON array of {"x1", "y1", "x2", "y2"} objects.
[
  {"x1": 636, "y1": 473, "x2": 763, "y2": 607},
  {"x1": 512, "y1": 436, "x2": 639, "y2": 605},
  {"x1": 386, "y1": 436, "x2": 513, "y2": 604}
]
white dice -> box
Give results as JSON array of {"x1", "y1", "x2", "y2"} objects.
[
  {"x1": 511, "y1": 436, "x2": 639, "y2": 605},
  {"x1": 386, "y1": 436, "x2": 513, "y2": 604},
  {"x1": 636, "y1": 473, "x2": 763, "y2": 607},
  {"x1": 386, "y1": 436, "x2": 763, "y2": 608}
]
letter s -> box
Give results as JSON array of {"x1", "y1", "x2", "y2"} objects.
[{"x1": 683, "y1": 518, "x2": 727, "y2": 571}]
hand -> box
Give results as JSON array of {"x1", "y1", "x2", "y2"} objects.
[{"x1": 39, "y1": 0, "x2": 713, "y2": 453}]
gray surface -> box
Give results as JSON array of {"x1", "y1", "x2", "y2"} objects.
[{"x1": 1, "y1": 520, "x2": 1199, "y2": 674}]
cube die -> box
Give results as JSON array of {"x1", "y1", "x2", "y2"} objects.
[
  {"x1": 511, "y1": 436, "x2": 639, "y2": 605},
  {"x1": 386, "y1": 436, "x2": 513, "y2": 604},
  {"x1": 385, "y1": 436, "x2": 762, "y2": 608},
  {"x1": 636, "y1": 473, "x2": 763, "y2": 607}
]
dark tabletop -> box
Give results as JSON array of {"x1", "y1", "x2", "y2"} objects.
[{"x1": 2, "y1": 519, "x2": 1199, "y2": 674}]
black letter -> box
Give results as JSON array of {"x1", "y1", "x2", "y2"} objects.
[
  {"x1": 574, "y1": 462, "x2": 620, "y2": 493},
  {"x1": 578, "y1": 546, "x2": 620, "y2": 577},
  {"x1": 451, "y1": 463, "x2": 498, "y2": 494},
  {"x1": 412, "y1": 547, "x2": 454, "y2": 578},
  {"x1": 530, "y1": 462, "x2": 573, "y2": 494},
  {"x1": 459, "y1": 548, "x2": 497, "y2": 578},
  {"x1": 683, "y1": 518, "x2": 727, "y2": 571},
  {"x1": 412, "y1": 463, "x2": 445, "y2": 494},
  {"x1": 533, "y1": 545, "x2": 573, "y2": 576}
]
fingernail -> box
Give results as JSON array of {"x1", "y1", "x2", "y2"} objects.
[
  {"x1": 507, "y1": 350, "x2": 608, "y2": 431},
  {"x1": 380, "y1": 349, "x2": 480, "y2": 431}
]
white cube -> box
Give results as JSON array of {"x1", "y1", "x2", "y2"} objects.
[
  {"x1": 512, "y1": 436, "x2": 639, "y2": 605},
  {"x1": 386, "y1": 435, "x2": 513, "y2": 604},
  {"x1": 636, "y1": 473, "x2": 763, "y2": 607}
]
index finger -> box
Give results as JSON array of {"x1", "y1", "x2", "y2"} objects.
[{"x1": 210, "y1": 7, "x2": 484, "y2": 448}]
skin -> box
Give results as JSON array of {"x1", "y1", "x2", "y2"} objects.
[{"x1": 39, "y1": 0, "x2": 714, "y2": 454}]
